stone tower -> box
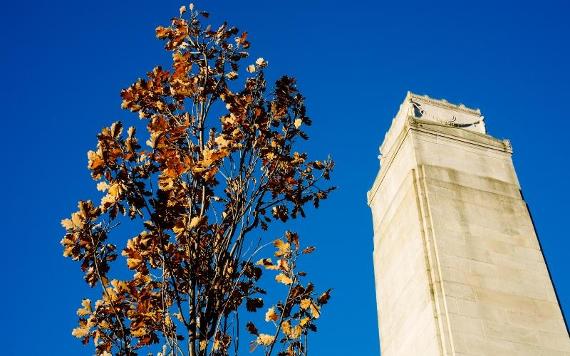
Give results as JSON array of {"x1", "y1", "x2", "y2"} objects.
[{"x1": 367, "y1": 92, "x2": 569, "y2": 355}]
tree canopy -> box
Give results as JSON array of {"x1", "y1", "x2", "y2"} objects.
[{"x1": 61, "y1": 4, "x2": 334, "y2": 356}]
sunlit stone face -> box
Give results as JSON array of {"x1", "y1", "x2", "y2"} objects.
[{"x1": 367, "y1": 93, "x2": 570, "y2": 356}]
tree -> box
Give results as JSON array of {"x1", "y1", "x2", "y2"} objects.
[{"x1": 60, "y1": 4, "x2": 334, "y2": 356}]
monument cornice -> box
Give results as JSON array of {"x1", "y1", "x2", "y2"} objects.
[{"x1": 367, "y1": 116, "x2": 511, "y2": 205}]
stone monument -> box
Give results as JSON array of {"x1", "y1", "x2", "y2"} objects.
[{"x1": 367, "y1": 92, "x2": 569, "y2": 355}]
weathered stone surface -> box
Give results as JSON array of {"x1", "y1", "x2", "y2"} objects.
[{"x1": 368, "y1": 93, "x2": 569, "y2": 355}]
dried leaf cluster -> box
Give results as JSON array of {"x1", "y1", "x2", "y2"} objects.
[{"x1": 61, "y1": 4, "x2": 334, "y2": 356}]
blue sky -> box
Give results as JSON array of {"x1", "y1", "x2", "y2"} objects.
[{"x1": 0, "y1": 0, "x2": 569, "y2": 355}]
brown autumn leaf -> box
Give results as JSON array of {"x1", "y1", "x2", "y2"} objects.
[
  {"x1": 155, "y1": 26, "x2": 170, "y2": 39},
  {"x1": 246, "y1": 298, "x2": 264, "y2": 312},
  {"x1": 302, "y1": 246, "x2": 316, "y2": 254},
  {"x1": 285, "y1": 231, "x2": 299, "y2": 247},
  {"x1": 246, "y1": 322, "x2": 258, "y2": 335},
  {"x1": 265, "y1": 307, "x2": 279, "y2": 322},
  {"x1": 318, "y1": 289, "x2": 332, "y2": 305}
]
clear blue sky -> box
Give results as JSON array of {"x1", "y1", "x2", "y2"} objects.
[{"x1": 0, "y1": 0, "x2": 568, "y2": 355}]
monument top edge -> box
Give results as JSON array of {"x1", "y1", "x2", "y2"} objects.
[
  {"x1": 404, "y1": 91, "x2": 482, "y2": 116},
  {"x1": 379, "y1": 91, "x2": 488, "y2": 156},
  {"x1": 393, "y1": 91, "x2": 486, "y2": 135},
  {"x1": 404, "y1": 90, "x2": 481, "y2": 115}
]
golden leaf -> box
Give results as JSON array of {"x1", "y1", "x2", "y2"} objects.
[
  {"x1": 158, "y1": 175, "x2": 174, "y2": 191},
  {"x1": 108, "y1": 183, "x2": 122, "y2": 198},
  {"x1": 310, "y1": 303, "x2": 321, "y2": 319},
  {"x1": 131, "y1": 327, "x2": 146, "y2": 337},
  {"x1": 127, "y1": 258, "x2": 142, "y2": 270},
  {"x1": 299, "y1": 298, "x2": 311, "y2": 310},
  {"x1": 274, "y1": 239, "x2": 290, "y2": 257},
  {"x1": 246, "y1": 64, "x2": 256, "y2": 73},
  {"x1": 300, "y1": 317, "x2": 310, "y2": 327},
  {"x1": 294, "y1": 119, "x2": 302, "y2": 129},
  {"x1": 282, "y1": 320, "x2": 291, "y2": 335},
  {"x1": 265, "y1": 307, "x2": 279, "y2": 322},
  {"x1": 172, "y1": 225, "x2": 185, "y2": 236},
  {"x1": 146, "y1": 132, "x2": 160, "y2": 148},
  {"x1": 179, "y1": 5, "x2": 186, "y2": 15},
  {"x1": 62, "y1": 239, "x2": 74, "y2": 257},
  {"x1": 282, "y1": 321, "x2": 302, "y2": 339},
  {"x1": 61, "y1": 218, "x2": 74, "y2": 230},
  {"x1": 215, "y1": 134, "x2": 232, "y2": 148},
  {"x1": 256, "y1": 334, "x2": 275, "y2": 346},
  {"x1": 202, "y1": 147, "x2": 230, "y2": 166},
  {"x1": 76, "y1": 299, "x2": 92, "y2": 316},
  {"x1": 200, "y1": 340, "x2": 208, "y2": 351},
  {"x1": 189, "y1": 216, "x2": 205, "y2": 229},
  {"x1": 96, "y1": 181, "x2": 109, "y2": 192},
  {"x1": 87, "y1": 150, "x2": 104, "y2": 171},
  {"x1": 226, "y1": 71, "x2": 238, "y2": 80},
  {"x1": 111, "y1": 279, "x2": 128, "y2": 292},
  {"x1": 71, "y1": 212, "x2": 84, "y2": 229},
  {"x1": 277, "y1": 259, "x2": 290, "y2": 272},
  {"x1": 72, "y1": 325, "x2": 90, "y2": 338},
  {"x1": 256, "y1": 258, "x2": 279, "y2": 270},
  {"x1": 275, "y1": 273, "x2": 292, "y2": 285},
  {"x1": 256, "y1": 57, "x2": 268, "y2": 68},
  {"x1": 103, "y1": 288, "x2": 118, "y2": 303},
  {"x1": 100, "y1": 194, "x2": 117, "y2": 210},
  {"x1": 255, "y1": 258, "x2": 269, "y2": 266}
]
